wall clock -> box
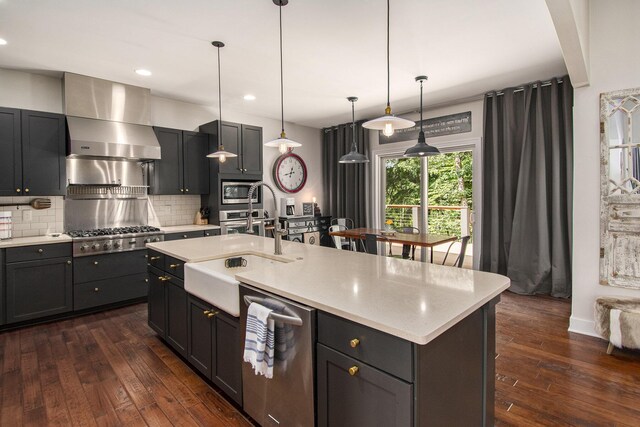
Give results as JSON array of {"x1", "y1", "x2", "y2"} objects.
[{"x1": 273, "y1": 152, "x2": 307, "y2": 193}]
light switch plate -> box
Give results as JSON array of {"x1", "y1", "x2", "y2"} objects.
[{"x1": 22, "y1": 209, "x2": 32, "y2": 222}]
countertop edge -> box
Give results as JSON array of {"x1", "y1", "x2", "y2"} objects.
[{"x1": 0, "y1": 235, "x2": 72, "y2": 248}]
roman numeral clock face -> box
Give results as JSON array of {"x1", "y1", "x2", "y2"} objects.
[{"x1": 273, "y1": 152, "x2": 307, "y2": 193}]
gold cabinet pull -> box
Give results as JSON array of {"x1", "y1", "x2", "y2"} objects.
[
  {"x1": 66, "y1": 260, "x2": 72, "y2": 265},
  {"x1": 94, "y1": 261, "x2": 99, "y2": 265},
  {"x1": 94, "y1": 287, "x2": 100, "y2": 292},
  {"x1": 16, "y1": 188, "x2": 21, "y2": 193},
  {"x1": 169, "y1": 263, "x2": 181, "y2": 269},
  {"x1": 144, "y1": 278, "x2": 149, "y2": 283},
  {"x1": 204, "y1": 310, "x2": 218, "y2": 318},
  {"x1": 150, "y1": 256, "x2": 161, "y2": 261},
  {"x1": 24, "y1": 188, "x2": 29, "y2": 193},
  {"x1": 348, "y1": 366, "x2": 359, "y2": 376},
  {"x1": 37, "y1": 248, "x2": 44, "y2": 253},
  {"x1": 158, "y1": 276, "x2": 170, "y2": 281},
  {"x1": 350, "y1": 338, "x2": 360, "y2": 348},
  {"x1": 182, "y1": 235, "x2": 188, "y2": 238}
]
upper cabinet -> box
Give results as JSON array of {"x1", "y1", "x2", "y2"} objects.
[
  {"x1": 149, "y1": 127, "x2": 209, "y2": 195},
  {"x1": 0, "y1": 108, "x2": 66, "y2": 196},
  {"x1": 200, "y1": 120, "x2": 263, "y2": 175}
]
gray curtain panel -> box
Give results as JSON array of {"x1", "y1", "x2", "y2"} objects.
[
  {"x1": 480, "y1": 76, "x2": 573, "y2": 297},
  {"x1": 322, "y1": 121, "x2": 370, "y2": 228}
]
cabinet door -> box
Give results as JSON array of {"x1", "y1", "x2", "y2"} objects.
[
  {"x1": 183, "y1": 131, "x2": 210, "y2": 194},
  {"x1": 0, "y1": 107, "x2": 22, "y2": 196},
  {"x1": 147, "y1": 268, "x2": 166, "y2": 337},
  {"x1": 21, "y1": 110, "x2": 66, "y2": 196},
  {"x1": 166, "y1": 277, "x2": 188, "y2": 357},
  {"x1": 151, "y1": 127, "x2": 183, "y2": 195},
  {"x1": 317, "y1": 344, "x2": 413, "y2": 427},
  {"x1": 219, "y1": 121, "x2": 242, "y2": 174},
  {"x1": 6, "y1": 257, "x2": 73, "y2": 324},
  {"x1": 241, "y1": 124, "x2": 263, "y2": 175},
  {"x1": 212, "y1": 311, "x2": 242, "y2": 405},
  {"x1": 187, "y1": 296, "x2": 213, "y2": 378},
  {"x1": 0, "y1": 250, "x2": 4, "y2": 326}
]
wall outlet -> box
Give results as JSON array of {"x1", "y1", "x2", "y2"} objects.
[{"x1": 23, "y1": 209, "x2": 32, "y2": 222}]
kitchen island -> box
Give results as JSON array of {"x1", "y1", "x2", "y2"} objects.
[{"x1": 147, "y1": 234, "x2": 510, "y2": 426}]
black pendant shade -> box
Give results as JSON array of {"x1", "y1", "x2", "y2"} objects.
[
  {"x1": 339, "y1": 96, "x2": 370, "y2": 164},
  {"x1": 404, "y1": 76, "x2": 440, "y2": 157}
]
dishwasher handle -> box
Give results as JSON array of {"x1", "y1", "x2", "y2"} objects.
[{"x1": 244, "y1": 295, "x2": 304, "y2": 326}]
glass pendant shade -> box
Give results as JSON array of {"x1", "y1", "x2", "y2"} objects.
[
  {"x1": 340, "y1": 96, "x2": 369, "y2": 164},
  {"x1": 206, "y1": 41, "x2": 238, "y2": 161},
  {"x1": 362, "y1": 0, "x2": 414, "y2": 137},
  {"x1": 265, "y1": 0, "x2": 301, "y2": 151},
  {"x1": 404, "y1": 75, "x2": 440, "y2": 157}
]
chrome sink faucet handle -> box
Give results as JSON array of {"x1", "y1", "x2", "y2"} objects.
[{"x1": 247, "y1": 182, "x2": 286, "y2": 255}]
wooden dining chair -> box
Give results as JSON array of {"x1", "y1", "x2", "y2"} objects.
[
  {"x1": 441, "y1": 236, "x2": 471, "y2": 268},
  {"x1": 399, "y1": 226, "x2": 420, "y2": 260},
  {"x1": 360, "y1": 233, "x2": 393, "y2": 256}
]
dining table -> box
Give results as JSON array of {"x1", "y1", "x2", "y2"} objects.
[{"x1": 328, "y1": 227, "x2": 457, "y2": 263}]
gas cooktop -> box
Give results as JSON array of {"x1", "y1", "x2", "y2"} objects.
[{"x1": 67, "y1": 226, "x2": 161, "y2": 238}]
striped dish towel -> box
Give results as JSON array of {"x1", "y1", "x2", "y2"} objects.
[{"x1": 243, "y1": 302, "x2": 275, "y2": 379}]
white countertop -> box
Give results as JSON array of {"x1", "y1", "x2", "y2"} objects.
[
  {"x1": 0, "y1": 234, "x2": 72, "y2": 248},
  {"x1": 147, "y1": 235, "x2": 510, "y2": 345},
  {"x1": 160, "y1": 224, "x2": 220, "y2": 233}
]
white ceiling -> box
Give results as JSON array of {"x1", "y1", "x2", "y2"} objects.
[{"x1": 0, "y1": 0, "x2": 566, "y2": 129}]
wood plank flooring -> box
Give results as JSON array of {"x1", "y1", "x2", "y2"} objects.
[{"x1": 1, "y1": 292, "x2": 639, "y2": 426}]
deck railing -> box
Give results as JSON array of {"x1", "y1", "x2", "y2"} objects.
[{"x1": 385, "y1": 204, "x2": 471, "y2": 237}]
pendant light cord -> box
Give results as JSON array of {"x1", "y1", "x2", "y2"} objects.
[
  {"x1": 217, "y1": 45, "x2": 223, "y2": 149},
  {"x1": 351, "y1": 100, "x2": 357, "y2": 151},
  {"x1": 419, "y1": 79, "x2": 423, "y2": 132},
  {"x1": 386, "y1": 0, "x2": 390, "y2": 109},
  {"x1": 279, "y1": 3, "x2": 285, "y2": 135}
]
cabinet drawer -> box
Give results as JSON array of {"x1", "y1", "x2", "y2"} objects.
[
  {"x1": 6, "y1": 243, "x2": 71, "y2": 263},
  {"x1": 317, "y1": 344, "x2": 413, "y2": 427},
  {"x1": 147, "y1": 249, "x2": 165, "y2": 270},
  {"x1": 318, "y1": 311, "x2": 413, "y2": 382},
  {"x1": 74, "y1": 273, "x2": 149, "y2": 311},
  {"x1": 74, "y1": 251, "x2": 148, "y2": 283},
  {"x1": 164, "y1": 255, "x2": 185, "y2": 279},
  {"x1": 164, "y1": 231, "x2": 204, "y2": 241}
]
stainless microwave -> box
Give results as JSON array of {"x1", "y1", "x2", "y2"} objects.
[{"x1": 221, "y1": 180, "x2": 260, "y2": 205}]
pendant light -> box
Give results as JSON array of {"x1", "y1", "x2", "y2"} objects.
[
  {"x1": 264, "y1": 0, "x2": 301, "y2": 154},
  {"x1": 339, "y1": 97, "x2": 370, "y2": 163},
  {"x1": 206, "y1": 41, "x2": 238, "y2": 162},
  {"x1": 362, "y1": 0, "x2": 414, "y2": 137},
  {"x1": 404, "y1": 76, "x2": 440, "y2": 157}
]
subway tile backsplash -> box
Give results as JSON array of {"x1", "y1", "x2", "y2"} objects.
[
  {"x1": 0, "y1": 196, "x2": 64, "y2": 238},
  {"x1": 148, "y1": 195, "x2": 201, "y2": 227},
  {"x1": 0, "y1": 195, "x2": 202, "y2": 238}
]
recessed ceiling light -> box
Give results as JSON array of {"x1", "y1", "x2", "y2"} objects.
[
  {"x1": 243, "y1": 94, "x2": 256, "y2": 101},
  {"x1": 135, "y1": 69, "x2": 152, "y2": 76},
  {"x1": 0, "y1": 38, "x2": 7, "y2": 46}
]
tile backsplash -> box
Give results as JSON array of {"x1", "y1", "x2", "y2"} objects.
[
  {"x1": 148, "y1": 195, "x2": 201, "y2": 227},
  {"x1": 0, "y1": 196, "x2": 64, "y2": 238}
]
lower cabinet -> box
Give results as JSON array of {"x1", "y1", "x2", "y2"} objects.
[
  {"x1": 187, "y1": 295, "x2": 243, "y2": 405},
  {"x1": 5, "y1": 257, "x2": 73, "y2": 323},
  {"x1": 316, "y1": 344, "x2": 413, "y2": 427},
  {"x1": 149, "y1": 254, "x2": 241, "y2": 406}
]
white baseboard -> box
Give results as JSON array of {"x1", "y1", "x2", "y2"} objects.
[{"x1": 568, "y1": 316, "x2": 602, "y2": 339}]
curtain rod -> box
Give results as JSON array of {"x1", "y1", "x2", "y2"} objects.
[{"x1": 485, "y1": 77, "x2": 564, "y2": 97}]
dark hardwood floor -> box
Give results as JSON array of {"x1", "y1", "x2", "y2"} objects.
[{"x1": 1, "y1": 292, "x2": 639, "y2": 426}]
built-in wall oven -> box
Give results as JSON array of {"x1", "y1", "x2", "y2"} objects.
[
  {"x1": 219, "y1": 209, "x2": 265, "y2": 236},
  {"x1": 221, "y1": 180, "x2": 261, "y2": 205}
]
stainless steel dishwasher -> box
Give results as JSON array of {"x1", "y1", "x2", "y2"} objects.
[{"x1": 240, "y1": 284, "x2": 316, "y2": 426}]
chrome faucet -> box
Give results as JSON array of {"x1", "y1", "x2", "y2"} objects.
[{"x1": 247, "y1": 181, "x2": 285, "y2": 255}]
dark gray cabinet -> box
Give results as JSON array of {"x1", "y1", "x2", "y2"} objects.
[
  {"x1": 200, "y1": 120, "x2": 263, "y2": 175},
  {"x1": 73, "y1": 251, "x2": 148, "y2": 311},
  {"x1": 166, "y1": 276, "x2": 188, "y2": 357},
  {"x1": 147, "y1": 266, "x2": 166, "y2": 337},
  {"x1": 187, "y1": 295, "x2": 242, "y2": 405},
  {"x1": 0, "y1": 250, "x2": 4, "y2": 326},
  {"x1": 164, "y1": 229, "x2": 220, "y2": 241},
  {"x1": 150, "y1": 127, "x2": 209, "y2": 195},
  {"x1": 317, "y1": 344, "x2": 413, "y2": 427},
  {"x1": 5, "y1": 256, "x2": 73, "y2": 324},
  {"x1": 0, "y1": 108, "x2": 65, "y2": 196}
]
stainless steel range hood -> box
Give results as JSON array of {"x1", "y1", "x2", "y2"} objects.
[{"x1": 64, "y1": 73, "x2": 161, "y2": 161}]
